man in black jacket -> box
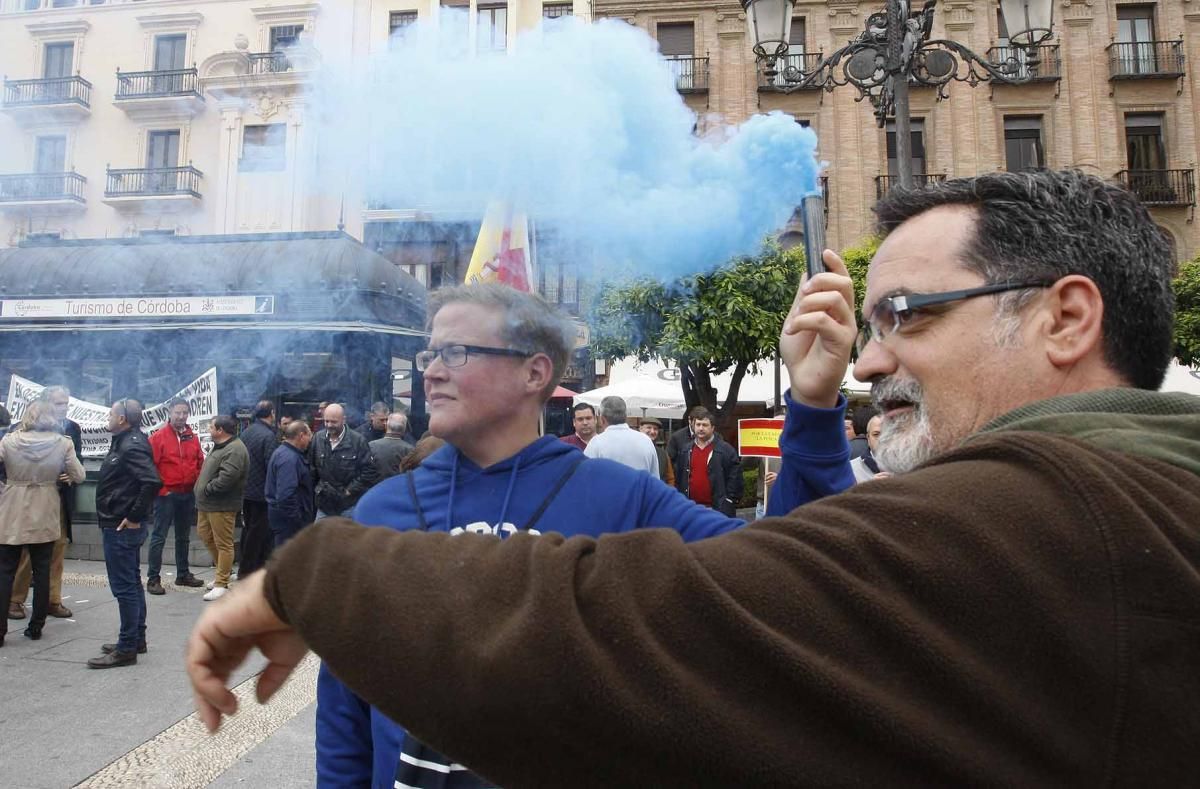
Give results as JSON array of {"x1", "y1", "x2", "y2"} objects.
[
  {"x1": 673, "y1": 408, "x2": 743, "y2": 517},
  {"x1": 368, "y1": 413, "x2": 414, "y2": 480},
  {"x1": 238, "y1": 400, "x2": 278, "y2": 578},
  {"x1": 310, "y1": 403, "x2": 378, "y2": 517},
  {"x1": 10, "y1": 385, "x2": 82, "y2": 621},
  {"x1": 90, "y1": 398, "x2": 161, "y2": 669}
]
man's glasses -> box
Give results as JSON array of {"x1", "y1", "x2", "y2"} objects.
[
  {"x1": 415, "y1": 344, "x2": 534, "y2": 372},
  {"x1": 856, "y1": 281, "x2": 1051, "y2": 354}
]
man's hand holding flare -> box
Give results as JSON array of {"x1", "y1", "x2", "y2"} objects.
[{"x1": 780, "y1": 249, "x2": 858, "y2": 409}]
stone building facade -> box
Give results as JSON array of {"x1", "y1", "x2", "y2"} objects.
[{"x1": 596, "y1": 0, "x2": 1200, "y2": 258}]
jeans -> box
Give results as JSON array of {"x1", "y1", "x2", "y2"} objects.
[
  {"x1": 148, "y1": 492, "x2": 194, "y2": 580},
  {"x1": 238, "y1": 499, "x2": 273, "y2": 578},
  {"x1": 102, "y1": 525, "x2": 148, "y2": 653},
  {"x1": 268, "y1": 508, "x2": 307, "y2": 549},
  {"x1": 0, "y1": 541, "x2": 52, "y2": 638}
]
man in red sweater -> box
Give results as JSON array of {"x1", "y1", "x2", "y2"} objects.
[{"x1": 147, "y1": 398, "x2": 205, "y2": 594}]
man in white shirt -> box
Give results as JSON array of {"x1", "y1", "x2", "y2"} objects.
[{"x1": 584, "y1": 396, "x2": 659, "y2": 477}]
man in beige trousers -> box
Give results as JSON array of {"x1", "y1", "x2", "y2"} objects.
[{"x1": 193, "y1": 415, "x2": 248, "y2": 602}]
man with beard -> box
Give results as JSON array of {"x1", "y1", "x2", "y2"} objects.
[
  {"x1": 189, "y1": 170, "x2": 1200, "y2": 785},
  {"x1": 310, "y1": 403, "x2": 378, "y2": 518}
]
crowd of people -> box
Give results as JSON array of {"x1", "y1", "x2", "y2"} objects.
[
  {"x1": 185, "y1": 168, "x2": 1197, "y2": 786},
  {"x1": 0, "y1": 389, "x2": 422, "y2": 665}
]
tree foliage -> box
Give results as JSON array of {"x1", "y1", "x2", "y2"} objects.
[
  {"x1": 1175, "y1": 258, "x2": 1200, "y2": 368},
  {"x1": 589, "y1": 242, "x2": 804, "y2": 429}
]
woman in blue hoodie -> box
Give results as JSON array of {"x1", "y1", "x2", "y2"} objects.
[{"x1": 315, "y1": 284, "x2": 854, "y2": 788}]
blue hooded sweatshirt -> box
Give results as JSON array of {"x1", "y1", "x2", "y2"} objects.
[{"x1": 317, "y1": 397, "x2": 853, "y2": 788}]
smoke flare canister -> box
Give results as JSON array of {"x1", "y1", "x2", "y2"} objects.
[{"x1": 801, "y1": 194, "x2": 826, "y2": 279}]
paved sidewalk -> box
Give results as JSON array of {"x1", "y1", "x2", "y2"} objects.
[{"x1": 0, "y1": 559, "x2": 317, "y2": 789}]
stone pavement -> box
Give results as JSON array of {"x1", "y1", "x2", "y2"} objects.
[{"x1": 0, "y1": 559, "x2": 318, "y2": 789}]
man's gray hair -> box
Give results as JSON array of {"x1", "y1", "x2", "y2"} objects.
[
  {"x1": 38, "y1": 385, "x2": 70, "y2": 402},
  {"x1": 600, "y1": 396, "x2": 628, "y2": 424},
  {"x1": 427, "y1": 283, "x2": 576, "y2": 400},
  {"x1": 873, "y1": 169, "x2": 1176, "y2": 390},
  {"x1": 386, "y1": 413, "x2": 408, "y2": 436}
]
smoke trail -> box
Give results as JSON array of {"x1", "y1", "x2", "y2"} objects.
[{"x1": 315, "y1": 13, "x2": 821, "y2": 279}]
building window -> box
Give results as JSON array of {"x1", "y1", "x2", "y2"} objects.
[
  {"x1": 147, "y1": 130, "x2": 181, "y2": 169},
  {"x1": 1125, "y1": 113, "x2": 1166, "y2": 171},
  {"x1": 35, "y1": 135, "x2": 67, "y2": 173},
  {"x1": 886, "y1": 119, "x2": 926, "y2": 176},
  {"x1": 788, "y1": 17, "x2": 805, "y2": 56},
  {"x1": 43, "y1": 42, "x2": 74, "y2": 79},
  {"x1": 389, "y1": 11, "x2": 418, "y2": 36},
  {"x1": 1004, "y1": 116, "x2": 1044, "y2": 171},
  {"x1": 240, "y1": 124, "x2": 287, "y2": 172},
  {"x1": 154, "y1": 34, "x2": 187, "y2": 71},
  {"x1": 1116, "y1": 5, "x2": 1158, "y2": 74},
  {"x1": 478, "y1": 4, "x2": 507, "y2": 51},
  {"x1": 543, "y1": 3, "x2": 571, "y2": 19},
  {"x1": 270, "y1": 24, "x2": 304, "y2": 51},
  {"x1": 657, "y1": 22, "x2": 694, "y2": 56}
]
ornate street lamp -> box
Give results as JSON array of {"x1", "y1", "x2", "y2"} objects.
[{"x1": 743, "y1": 0, "x2": 1054, "y2": 189}]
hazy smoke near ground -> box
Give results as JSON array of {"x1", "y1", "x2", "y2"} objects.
[{"x1": 316, "y1": 13, "x2": 822, "y2": 279}]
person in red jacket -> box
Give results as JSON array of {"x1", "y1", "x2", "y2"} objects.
[{"x1": 147, "y1": 398, "x2": 205, "y2": 594}]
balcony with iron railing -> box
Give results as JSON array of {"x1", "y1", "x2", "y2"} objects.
[
  {"x1": 985, "y1": 44, "x2": 1061, "y2": 82},
  {"x1": 667, "y1": 56, "x2": 709, "y2": 93},
  {"x1": 247, "y1": 51, "x2": 291, "y2": 75},
  {"x1": 0, "y1": 171, "x2": 86, "y2": 212},
  {"x1": 758, "y1": 52, "x2": 825, "y2": 91},
  {"x1": 1106, "y1": 40, "x2": 1185, "y2": 79},
  {"x1": 875, "y1": 173, "x2": 946, "y2": 199},
  {"x1": 114, "y1": 67, "x2": 204, "y2": 119},
  {"x1": 103, "y1": 165, "x2": 202, "y2": 210},
  {"x1": 1115, "y1": 168, "x2": 1195, "y2": 207},
  {"x1": 3, "y1": 75, "x2": 92, "y2": 122}
]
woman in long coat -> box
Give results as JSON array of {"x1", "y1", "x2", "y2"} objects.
[{"x1": 0, "y1": 401, "x2": 85, "y2": 645}]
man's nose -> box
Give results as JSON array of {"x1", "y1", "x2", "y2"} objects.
[{"x1": 852, "y1": 336, "x2": 897, "y2": 384}]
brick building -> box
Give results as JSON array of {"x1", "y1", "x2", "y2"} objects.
[{"x1": 596, "y1": 0, "x2": 1200, "y2": 259}]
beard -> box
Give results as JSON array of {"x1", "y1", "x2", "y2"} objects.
[{"x1": 871, "y1": 377, "x2": 936, "y2": 474}]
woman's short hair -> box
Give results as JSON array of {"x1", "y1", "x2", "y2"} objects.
[{"x1": 21, "y1": 401, "x2": 59, "y2": 432}]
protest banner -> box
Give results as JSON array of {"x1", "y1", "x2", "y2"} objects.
[{"x1": 5, "y1": 368, "x2": 219, "y2": 457}]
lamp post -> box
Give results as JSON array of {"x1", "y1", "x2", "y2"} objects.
[{"x1": 743, "y1": 0, "x2": 1054, "y2": 189}]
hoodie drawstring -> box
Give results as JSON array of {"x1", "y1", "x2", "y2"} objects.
[{"x1": 447, "y1": 451, "x2": 522, "y2": 534}]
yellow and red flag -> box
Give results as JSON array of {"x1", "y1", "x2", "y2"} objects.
[{"x1": 464, "y1": 201, "x2": 535, "y2": 291}]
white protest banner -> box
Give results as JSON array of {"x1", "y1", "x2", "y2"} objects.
[{"x1": 5, "y1": 368, "x2": 219, "y2": 457}]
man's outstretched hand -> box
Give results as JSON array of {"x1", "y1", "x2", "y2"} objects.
[
  {"x1": 185, "y1": 569, "x2": 308, "y2": 732},
  {"x1": 781, "y1": 249, "x2": 858, "y2": 410}
]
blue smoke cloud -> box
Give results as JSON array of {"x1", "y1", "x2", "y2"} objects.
[{"x1": 318, "y1": 13, "x2": 821, "y2": 279}]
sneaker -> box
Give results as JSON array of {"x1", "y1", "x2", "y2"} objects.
[
  {"x1": 102, "y1": 641, "x2": 147, "y2": 655},
  {"x1": 146, "y1": 578, "x2": 165, "y2": 596},
  {"x1": 47, "y1": 603, "x2": 72, "y2": 618},
  {"x1": 175, "y1": 575, "x2": 205, "y2": 588},
  {"x1": 202, "y1": 586, "x2": 228, "y2": 602},
  {"x1": 7, "y1": 602, "x2": 25, "y2": 620},
  {"x1": 88, "y1": 650, "x2": 137, "y2": 669}
]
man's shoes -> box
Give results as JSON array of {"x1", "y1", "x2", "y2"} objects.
[
  {"x1": 146, "y1": 578, "x2": 165, "y2": 596},
  {"x1": 101, "y1": 641, "x2": 147, "y2": 655},
  {"x1": 202, "y1": 586, "x2": 228, "y2": 602},
  {"x1": 88, "y1": 650, "x2": 137, "y2": 669},
  {"x1": 48, "y1": 603, "x2": 72, "y2": 618},
  {"x1": 7, "y1": 602, "x2": 26, "y2": 620},
  {"x1": 23, "y1": 625, "x2": 42, "y2": 640},
  {"x1": 175, "y1": 575, "x2": 205, "y2": 588}
]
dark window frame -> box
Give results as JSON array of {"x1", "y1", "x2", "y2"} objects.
[{"x1": 240, "y1": 123, "x2": 288, "y2": 172}]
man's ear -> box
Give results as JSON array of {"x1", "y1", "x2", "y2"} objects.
[
  {"x1": 525, "y1": 353, "x2": 555, "y2": 395},
  {"x1": 1041, "y1": 275, "x2": 1105, "y2": 369}
]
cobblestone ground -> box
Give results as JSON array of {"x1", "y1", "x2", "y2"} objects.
[{"x1": 0, "y1": 560, "x2": 317, "y2": 789}]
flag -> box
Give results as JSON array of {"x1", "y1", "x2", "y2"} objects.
[{"x1": 464, "y1": 201, "x2": 535, "y2": 292}]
